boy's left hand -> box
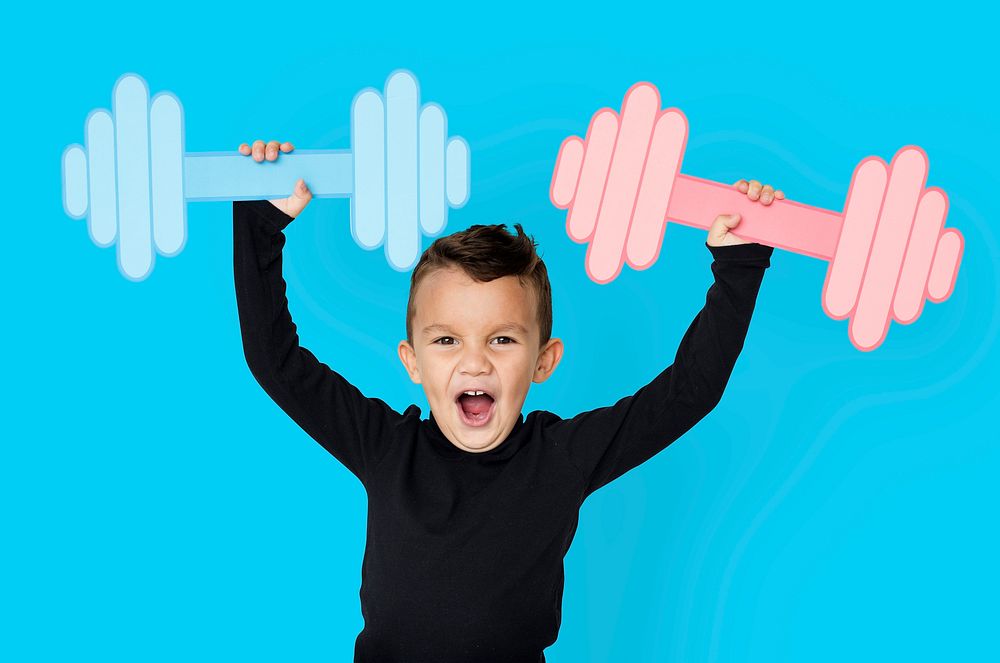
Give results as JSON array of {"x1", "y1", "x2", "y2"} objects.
[{"x1": 706, "y1": 179, "x2": 785, "y2": 247}]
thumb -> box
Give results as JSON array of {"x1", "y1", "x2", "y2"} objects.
[
  {"x1": 284, "y1": 178, "x2": 313, "y2": 218},
  {"x1": 707, "y1": 212, "x2": 741, "y2": 243}
]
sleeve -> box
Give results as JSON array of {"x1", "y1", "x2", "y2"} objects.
[
  {"x1": 233, "y1": 199, "x2": 402, "y2": 487},
  {"x1": 549, "y1": 241, "x2": 774, "y2": 500}
]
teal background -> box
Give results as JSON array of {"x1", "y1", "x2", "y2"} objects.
[{"x1": 3, "y1": 1, "x2": 998, "y2": 660}]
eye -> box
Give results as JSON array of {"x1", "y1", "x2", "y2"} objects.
[
  {"x1": 433, "y1": 337, "x2": 456, "y2": 345},
  {"x1": 492, "y1": 336, "x2": 516, "y2": 345}
]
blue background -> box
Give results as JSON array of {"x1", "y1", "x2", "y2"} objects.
[{"x1": 3, "y1": 2, "x2": 998, "y2": 660}]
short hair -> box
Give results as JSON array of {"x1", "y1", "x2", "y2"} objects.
[{"x1": 406, "y1": 223, "x2": 552, "y2": 348}]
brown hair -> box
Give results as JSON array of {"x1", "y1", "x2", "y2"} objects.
[{"x1": 406, "y1": 223, "x2": 552, "y2": 348}]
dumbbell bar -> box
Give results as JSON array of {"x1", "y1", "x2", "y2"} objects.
[
  {"x1": 550, "y1": 83, "x2": 963, "y2": 352},
  {"x1": 62, "y1": 71, "x2": 470, "y2": 280}
]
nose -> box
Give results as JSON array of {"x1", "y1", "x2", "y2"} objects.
[{"x1": 458, "y1": 345, "x2": 492, "y2": 376}]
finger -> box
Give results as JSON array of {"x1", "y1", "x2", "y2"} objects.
[
  {"x1": 734, "y1": 179, "x2": 749, "y2": 193},
  {"x1": 707, "y1": 212, "x2": 741, "y2": 245},
  {"x1": 760, "y1": 184, "x2": 775, "y2": 205},
  {"x1": 265, "y1": 140, "x2": 281, "y2": 161},
  {"x1": 775, "y1": 190, "x2": 785, "y2": 199},
  {"x1": 747, "y1": 179, "x2": 762, "y2": 201},
  {"x1": 283, "y1": 178, "x2": 314, "y2": 218},
  {"x1": 280, "y1": 141, "x2": 294, "y2": 153},
  {"x1": 238, "y1": 143, "x2": 251, "y2": 155},
  {"x1": 252, "y1": 139, "x2": 266, "y2": 162}
]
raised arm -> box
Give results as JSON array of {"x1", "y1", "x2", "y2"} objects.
[
  {"x1": 549, "y1": 240, "x2": 774, "y2": 501},
  {"x1": 233, "y1": 195, "x2": 401, "y2": 487}
]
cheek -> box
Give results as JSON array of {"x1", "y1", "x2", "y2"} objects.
[{"x1": 425, "y1": 367, "x2": 451, "y2": 395}]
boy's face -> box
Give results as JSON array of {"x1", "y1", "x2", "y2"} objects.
[{"x1": 398, "y1": 266, "x2": 563, "y2": 454}]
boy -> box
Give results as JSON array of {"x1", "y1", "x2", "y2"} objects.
[{"x1": 234, "y1": 139, "x2": 782, "y2": 662}]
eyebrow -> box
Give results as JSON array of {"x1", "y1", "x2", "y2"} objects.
[{"x1": 422, "y1": 323, "x2": 529, "y2": 336}]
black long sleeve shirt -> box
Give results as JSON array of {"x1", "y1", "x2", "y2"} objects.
[{"x1": 233, "y1": 199, "x2": 773, "y2": 662}]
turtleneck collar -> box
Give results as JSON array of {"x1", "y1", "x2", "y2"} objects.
[{"x1": 423, "y1": 408, "x2": 527, "y2": 461}]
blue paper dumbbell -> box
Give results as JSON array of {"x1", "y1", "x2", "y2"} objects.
[{"x1": 61, "y1": 71, "x2": 470, "y2": 281}]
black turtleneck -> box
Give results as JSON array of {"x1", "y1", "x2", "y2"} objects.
[{"x1": 233, "y1": 199, "x2": 773, "y2": 662}]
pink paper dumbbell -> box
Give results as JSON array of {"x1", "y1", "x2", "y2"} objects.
[{"x1": 550, "y1": 83, "x2": 964, "y2": 352}]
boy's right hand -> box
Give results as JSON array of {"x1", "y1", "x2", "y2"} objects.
[{"x1": 238, "y1": 140, "x2": 313, "y2": 219}]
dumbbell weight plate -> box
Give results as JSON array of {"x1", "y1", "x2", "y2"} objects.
[{"x1": 150, "y1": 92, "x2": 185, "y2": 258}]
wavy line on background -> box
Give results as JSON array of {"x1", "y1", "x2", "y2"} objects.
[
  {"x1": 700, "y1": 197, "x2": 995, "y2": 663},
  {"x1": 313, "y1": 210, "x2": 400, "y2": 315},
  {"x1": 687, "y1": 129, "x2": 847, "y2": 196},
  {"x1": 468, "y1": 118, "x2": 586, "y2": 152},
  {"x1": 283, "y1": 259, "x2": 399, "y2": 366},
  {"x1": 471, "y1": 159, "x2": 557, "y2": 200}
]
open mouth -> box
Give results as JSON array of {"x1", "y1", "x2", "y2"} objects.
[{"x1": 455, "y1": 392, "x2": 496, "y2": 427}]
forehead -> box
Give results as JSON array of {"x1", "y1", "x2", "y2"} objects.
[{"x1": 415, "y1": 267, "x2": 536, "y2": 331}]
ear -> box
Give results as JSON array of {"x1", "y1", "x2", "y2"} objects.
[
  {"x1": 532, "y1": 337, "x2": 564, "y2": 384},
  {"x1": 398, "y1": 340, "x2": 422, "y2": 384}
]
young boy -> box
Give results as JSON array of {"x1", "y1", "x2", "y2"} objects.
[{"x1": 234, "y1": 139, "x2": 782, "y2": 662}]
